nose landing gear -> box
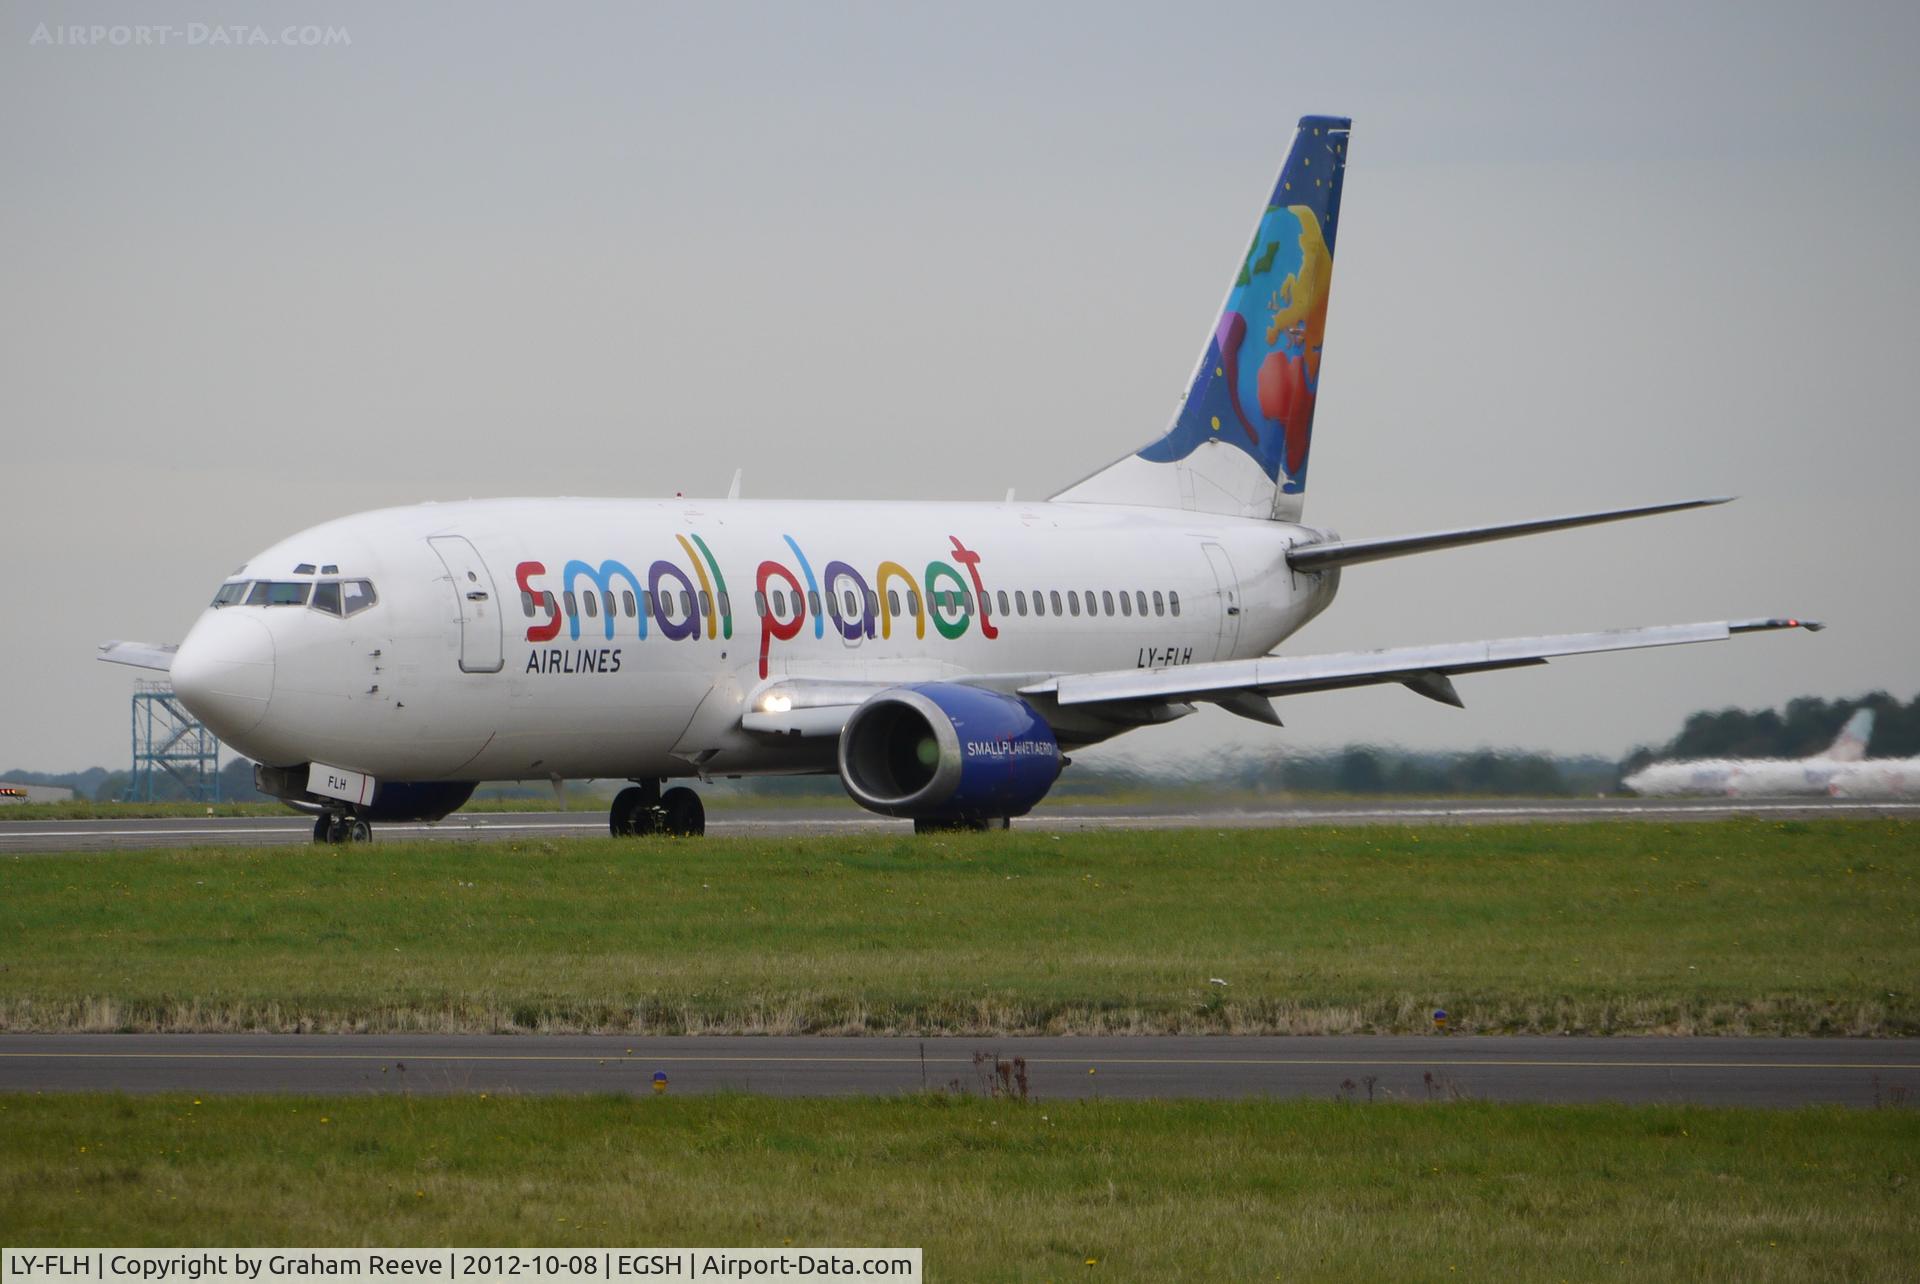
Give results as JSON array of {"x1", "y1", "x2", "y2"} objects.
[
  {"x1": 610, "y1": 779, "x2": 706, "y2": 838},
  {"x1": 312, "y1": 812, "x2": 373, "y2": 844}
]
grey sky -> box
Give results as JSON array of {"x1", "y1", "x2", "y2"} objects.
[{"x1": 4, "y1": 1, "x2": 1917, "y2": 773}]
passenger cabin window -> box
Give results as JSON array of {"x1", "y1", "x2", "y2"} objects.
[
  {"x1": 584, "y1": 592, "x2": 598, "y2": 619},
  {"x1": 623, "y1": 590, "x2": 637, "y2": 618},
  {"x1": 310, "y1": 581, "x2": 343, "y2": 616},
  {"x1": 887, "y1": 589, "x2": 901, "y2": 617},
  {"x1": 1049, "y1": 590, "x2": 1063, "y2": 615},
  {"x1": 1119, "y1": 591, "x2": 1132, "y2": 617},
  {"x1": 563, "y1": 591, "x2": 579, "y2": 617},
  {"x1": 1067, "y1": 591, "x2": 1080, "y2": 617},
  {"x1": 1169, "y1": 590, "x2": 1181, "y2": 617},
  {"x1": 996, "y1": 590, "x2": 1010, "y2": 616},
  {"x1": 520, "y1": 591, "x2": 536, "y2": 617},
  {"x1": 1153, "y1": 590, "x2": 1165, "y2": 616},
  {"x1": 1135, "y1": 590, "x2": 1147, "y2": 616},
  {"x1": 1015, "y1": 590, "x2": 1028, "y2": 616}
]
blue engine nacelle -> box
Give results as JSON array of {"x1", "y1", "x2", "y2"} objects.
[{"x1": 837, "y1": 684, "x2": 1063, "y2": 821}]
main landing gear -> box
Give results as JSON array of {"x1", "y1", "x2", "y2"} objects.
[
  {"x1": 913, "y1": 817, "x2": 1012, "y2": 834},
  {"x1": 312, "y1": 811, "x2": 372, "y2": 844},
  {"x1": 610, "y1": 779, "x2": 706, "y2": 838}
]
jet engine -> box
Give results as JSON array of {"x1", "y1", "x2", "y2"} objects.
[{"x1": 837, "y1": 684, "x2": 1063, "y2": 824}]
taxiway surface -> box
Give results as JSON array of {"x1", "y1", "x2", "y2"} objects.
[
  {"x1": 2, "y1": 1034, "x2": 1913, "y2": 1106},
  {"x1": 3, "y1": 797, "x2": 1914, "y2": 852}
]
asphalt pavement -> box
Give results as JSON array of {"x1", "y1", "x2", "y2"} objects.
[
  {"x1": 1, "y1": 1034, "x2": 1914, "y2": 1106},
  {"x1": 3, "y1": 797, "x2": 1915, "y2": 852}
]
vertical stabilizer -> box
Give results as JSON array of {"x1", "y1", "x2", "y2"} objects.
[
  {"x1": 1054, "y1": 116, "x2": 1350, "y2": 521},
  {"x1": 1826, "y1": 709, "x2": 1874, "y2": 762}
]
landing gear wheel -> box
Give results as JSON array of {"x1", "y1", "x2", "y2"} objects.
[
  {"x1": 610, "y1": 784, "x2": 663, "y2": 837},
  {"x1": 913, "y1": 817, "x2": 1009, "y2": 834},
  {"x1": 315, "y1": 814, "x2": 351, "y2": 845},
  {"x1": 313, "y1": 815, "x2": 332, "y2": 844},
  {"x1": 660, "y1": 787, "x2": 705, "y2": 838},
  {"x1": 348, "y1": 818, "x2": 373, "y2": 843}
]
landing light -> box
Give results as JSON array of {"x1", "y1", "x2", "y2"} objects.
[{"x1": 761, "y1": 693, "x2": 793, "y2": 714}]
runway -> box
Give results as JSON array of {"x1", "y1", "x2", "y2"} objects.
[
  {"x1": 1, "y1": 1034, "x2": 1913, "y2": 1106},
  {"x1": 3, "y1": 797, "x2": 1914, "y2": 852}
]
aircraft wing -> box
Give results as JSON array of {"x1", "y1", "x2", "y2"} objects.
[
  {"x1": 96, "y1": 640, "x2": 179, "y2": 672},
  {"x1": 741, "y1": 617, "x2": 1821, "y2": 737},
  {"x1": 1018, "y1": 617, "x2": 1822, "y2": 715},
  {"x1": 1287, "y1": 497, "x2": 1731, "y2": 572}
]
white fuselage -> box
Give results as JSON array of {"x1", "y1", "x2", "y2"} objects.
[
  {"x1": 172, "y1": 498, "x2": 1338, "y2": 783},
  {"x1": 1625, "y1": 755, "x2": 1918, "y2": 799},
  {"x1": 1828, "y1": 759, "x2": 1920, "y2": 799}
]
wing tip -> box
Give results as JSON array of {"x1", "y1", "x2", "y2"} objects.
[{"x1": 1729, "y1": 616, "x2": 1825, "y2": 634}]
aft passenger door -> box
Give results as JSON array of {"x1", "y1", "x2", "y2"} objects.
[
  {"x1": 1201, "y1": 542, "x2": 1242, "y2": 661},
  {"x1": 427, "y1": 535, "x2": 505, "y2": 673}
]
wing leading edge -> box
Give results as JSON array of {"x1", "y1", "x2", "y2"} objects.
[
  {"x1": 1021, "y1": 617, "x2": 1822, "y2": 712},
  {"x1": 1286, "y1": 497, "x2": 1731, "y2": 572}
]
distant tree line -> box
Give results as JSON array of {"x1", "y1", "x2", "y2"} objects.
[
  {"x1": 1619, "y1": 691, "x2": 1920, "y2": 777},
  {"x1": 1, "y1": 759, "x2": 267, "y2": 803}
]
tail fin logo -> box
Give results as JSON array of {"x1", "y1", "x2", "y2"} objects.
[{"x1": 1139, "y1": 117, "x2": 1348, "y2": 496}]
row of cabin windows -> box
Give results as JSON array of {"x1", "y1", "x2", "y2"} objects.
[
  {"x1": 523, "y1": 587, "x2": 720, "y2": 623},
  {"x1": 523, "y1": 585, "x2": 1183, "y2": 624}
]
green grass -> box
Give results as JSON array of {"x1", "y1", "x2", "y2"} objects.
[
  {"x1": 1, "y1": 1094, "x2": 1914, "y2": 1279},
  {"x1": 2, "y1": 820, "x2": 1915, "y2": 1036}
]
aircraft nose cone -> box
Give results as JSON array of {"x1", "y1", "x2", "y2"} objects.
[{"x1": 172, "y1": 612, "x2": 276, "y2": 740}]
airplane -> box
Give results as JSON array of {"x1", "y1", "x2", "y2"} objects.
[
  {"x1": 1621, "y1": 709, "x2": 1873, "y2": 797},
  {"x1": 98, "y1": 115, "x2": 1823, "y2": 843},
  {"x1": 1828, "y1": 750, "x2": 1920, "y2": 799}
]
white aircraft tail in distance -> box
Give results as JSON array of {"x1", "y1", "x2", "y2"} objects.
[
  {"x1": 98, "y1": 116, "x2": 1824, "y2": 842},
  {"x1": 1622, "y1": 709, "x2": 1875, "y2": 798}
]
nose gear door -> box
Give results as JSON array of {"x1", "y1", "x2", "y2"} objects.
[{"x1": 427, "y1": 535, "x2": 505, "y2": 673}]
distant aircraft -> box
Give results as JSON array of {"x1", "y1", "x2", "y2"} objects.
[
  {"x1": 98, "y1": 116, "x2": 1821, "y2": 842},
  {"x1": 1622, "y1": 710, "x2": 1874, "y2": 797},
  {"x1": 1828, "y1": 746, "x2": 1920, "y2": 799}
]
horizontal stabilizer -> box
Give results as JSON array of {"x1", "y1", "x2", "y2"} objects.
[
  {"x1": 96, "y1": 640, "x2": 178, "y2": 672},
  {"x1": 1286, "y1": 497, "x2": 1732, "y2": 572},
  {"x1": 1022, "y1": 617, "x2": 1821, "y2": 710}
]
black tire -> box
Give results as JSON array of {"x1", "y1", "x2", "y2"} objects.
[
  {"x1": 660, "y1": 787, "x2": 705, "y2": 837},
  {"x1": 313, "y1": 815, "x2": 332, "y2": 844},
  {"x1": 348, "y1": 818, "x2": 373, "y2": 844},
  {"x1": 913, "y1": 816, "x2": 1008, "y2": 834},
  {"x1": 610, "y1": 786, "x2": 643, "y2": 837}
]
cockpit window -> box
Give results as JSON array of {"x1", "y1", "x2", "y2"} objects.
[
  {"x1": 310, "y1": 581, "x2": 343, "y2": 616},
  {"x1": 340, "y1": 580, "x2": 377, "y2": 617},
  {"x1": 259, "y1": 581, "x2": 310, "y2": 606},
  {"x1": 294, "y1": 563, "x2": 317, "y2": 575},
  {"x1": 211, "y1": 581, "x2": 250, "y2": 608}
]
